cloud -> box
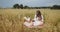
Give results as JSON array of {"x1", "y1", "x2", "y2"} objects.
[
  {"x1": 0, "y1": 0, "x2": 60, "y2": 8},
  {"x1": 23, "y1": 0, "x2": 37, "y2": 2},
  {"x1": 21, "y1": 0, "x2": 38, "y2": 4}
]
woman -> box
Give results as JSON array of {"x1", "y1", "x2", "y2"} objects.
[
  {"x1": 24, "y1": 16, "x2": 33, "y2": 28},
  {"x1": 33, "y1": 10, "x2": 44, "y2": 27}
]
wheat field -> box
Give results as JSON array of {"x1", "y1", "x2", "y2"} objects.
[{"x1": 0, "y1": 9, "x2": 60, "y2": 32}]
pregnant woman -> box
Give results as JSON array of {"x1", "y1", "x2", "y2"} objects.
[{"x1": 33, "y1": 10, "x2": 44, "y2": 28}]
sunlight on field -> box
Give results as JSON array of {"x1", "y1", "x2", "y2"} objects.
[{"x1": 0, "y1": 9, "x2": 60, "y2": 32}]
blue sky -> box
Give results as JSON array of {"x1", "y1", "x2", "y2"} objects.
[{"x1": 0, "y1": 0, "x2": 60, "y2": 8}]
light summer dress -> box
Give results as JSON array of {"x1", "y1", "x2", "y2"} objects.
[{"x1": 33, "y1": 15, "x2": 44, "y2": 26}]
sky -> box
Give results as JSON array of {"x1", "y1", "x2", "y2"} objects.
[{"x1": 0, "y1": 0, "x2": 60, "y2": 8}]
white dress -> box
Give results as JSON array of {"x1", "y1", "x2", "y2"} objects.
[
  {"x1": 24, "y1": 17, "x2": 32, "y2": 27},
  {"x1": 33, "y1": 15, "x2": 44, "y2": 26},
  {"x1": 24, "y1": 22, "x2": 33, "y2": 27}
]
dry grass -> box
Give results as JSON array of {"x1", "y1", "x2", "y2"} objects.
[{"x1": 0, "y1": 9, "x2": 60, "y2": 32}]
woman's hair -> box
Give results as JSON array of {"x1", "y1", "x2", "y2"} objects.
[{"x1": 36, "y1": 10, "x2": 41, "y2": 18}]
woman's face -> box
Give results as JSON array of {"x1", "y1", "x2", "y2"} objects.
[{"x1": 36, "y1": 10, "x2": 41, "y2": 17}]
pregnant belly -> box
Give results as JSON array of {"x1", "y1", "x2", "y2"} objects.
[{"x1": 33, "y1": 21, "x2": 43, "y2": 26}]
